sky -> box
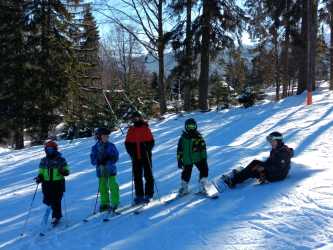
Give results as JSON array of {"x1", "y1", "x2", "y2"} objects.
[{"x1": 91, "y1": 0, "x2": 253, "y2": 46}]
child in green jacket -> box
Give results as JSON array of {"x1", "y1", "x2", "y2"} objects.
[
  {"x1": 35, "y1": 140, "x2": 70, "y2": 225},
  {"x1": 177, "y1": 118, "x2": 208, "y2": 195}
]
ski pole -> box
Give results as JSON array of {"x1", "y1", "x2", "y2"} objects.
[
  {"x1": 20, "y1": 183, "x2": 39, "y2": 236},
  {"x1": 93, "y1": 185, "x2": 100, "y2": 214},
  {"x1": 145, "y1": 149, "x2": 161, "y2": 202},
  {"x1": 131, "y1": 165, "x2": 134, "y2": 204},
  {"x1": 63, "y1": 193, "x2": 69, "y2": 227}
]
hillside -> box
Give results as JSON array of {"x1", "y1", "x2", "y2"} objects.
[{"x1": 0, "y1": 82, "x2": 333, "y2": 250}]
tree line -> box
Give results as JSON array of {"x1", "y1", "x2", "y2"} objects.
[{"x1": 0, "y1": 0, "x2": 332, "y2": 149}]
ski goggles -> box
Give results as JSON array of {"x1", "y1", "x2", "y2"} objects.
[
  {"x1": 186, "y1": 123, "x2": 197, "y2": 130},
  {"x1": 266, "y1": 135, "x2": 283, "y2": 143},
  {"x1": 45, "y1": 147, "x2": 56, "y2": 154}
]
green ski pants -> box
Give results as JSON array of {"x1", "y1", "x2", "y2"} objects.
[{"x1": 99, "y1": 176, "x2": 120, "y2": 207}]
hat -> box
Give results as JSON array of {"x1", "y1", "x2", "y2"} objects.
[
  {"x1": 95, "y1": 127, "x2": 111, "y2": 140},
  {"x1": 185, "y1": 118, "x2": 197, "y2": 132},
  {"x1": 44, "y1": 140, "x2": 58, "y2": 150},
  {"x1": 266, "y1": 131, "x2": 283, "y2": 143},
  {"x1": 131, "y1": 111, "x2": 143, "y2": 119}
]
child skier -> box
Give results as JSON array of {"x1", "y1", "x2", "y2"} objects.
[
  {"x1": 90, "y1": 127, "x2": 120, "y2": 212},
  {"x1": 177, "y1": 118, "x2": 209, "y2": 195},
  {"x1": 35, "y1": 140, "x2": 70, "y2": 225},
  {"x1": 221, "y1": 131, "x2": 294, "y2": 188},
  {"x1": 125, "y1": 111, "x2": 155, "y2": 204}
]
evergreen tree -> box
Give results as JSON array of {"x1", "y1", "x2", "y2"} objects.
[
  {"x1": 170, "y1": 0, "x2": 199, "y2": 111},
  {"x1": 195, "y1": 0, "x2": 244, "y2": 111},
  {"x1": 0, "y1": 0, "x2": 27, "y2": 149},
  {"x1": 24, "y1": 0, "x2": 77, "y2": 143}
]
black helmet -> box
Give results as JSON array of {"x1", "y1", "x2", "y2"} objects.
[
  {"x1": 95, "y1": 127, "x2": 111, "y2": 140},
  {"x1": 185, "y1": 118, "x2": 197, "y2": 132},
  {"x1": 131, "y1": 111, "x2": 143, "y2": 119},
  {"x1": 266, "y1": 131, "x2": 283, "y2": 143}
]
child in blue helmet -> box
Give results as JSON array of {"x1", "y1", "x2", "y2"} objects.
[{"x1": 90, "y1": 128, "x2": 120, "y2": 212}]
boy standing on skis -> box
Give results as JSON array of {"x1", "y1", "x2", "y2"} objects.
[
  {"x1": 177, "y1": 118, "x2": 209, "y2": 195},
  {"x1": 125, "y1": 111, "x2": 155, "y2": 204},
  {"x1": 90, "y1": 127, "x2": 120, "y2": 212},
  {"x1": 35, "y1": 140, "x2": 70, "y2": 225}
]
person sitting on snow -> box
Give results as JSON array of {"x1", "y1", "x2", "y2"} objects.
[
  {"x1": 90, "y1": 127, "x2": 120, "y2": 212},
  {"x1": 222, "y1": 131, "x2": 294, "y2": 188},
  {"x1": 35, "y1": 140, "x2": 70, "y2": 226},
  {"x1": 177, "y1": 118, "x2": 209, "y2": 195}
]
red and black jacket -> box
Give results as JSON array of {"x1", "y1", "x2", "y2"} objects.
[{"x1": 125, "y1": 121, "x2": 154, "y2": 161}]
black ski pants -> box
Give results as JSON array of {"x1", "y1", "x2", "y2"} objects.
[
  {"x1": 42, "y1": 181, "x2": 64, "y2": 219},
  {"x1": 132, "y1": 158, "x2": 154, "y2": 198},
  {"x1": 233, "y1": 160, "x2": 265, "y2": 184},
  {"x1": 181, "y1": 160, "x2": 209, "y2": 183}
]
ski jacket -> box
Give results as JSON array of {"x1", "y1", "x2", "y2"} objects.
[
  {"x1": 263, "y1": 143, "x2": 294, "y2": 181},
  {"x1": 177, "y1": 130, "x2": 207, "y2": 166},
  {"x1": 90, "y1": 141, "x2": 119, "y2": 177},
  {"x1": 125, "y1": 121, "x2": 154, "y2": 161},
  {"x1": 38, "y1": 152, "x2": 70, "y2": 182}
]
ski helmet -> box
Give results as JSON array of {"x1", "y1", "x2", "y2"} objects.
[
  {"x1": 131, "y1": 111, "x2": 143, "y2": 119},
  {"x1": 95, "y1": 127, "x2": 111, "y2": 140},
  {"x1": 266, "y1": 131, "x2": 283, "y2": 143},
  {"x1": 185, "y1": 118, "x2": 197, "y2": 132},
  {"x1": 44, "y1": 140, "x2": 58, "y2": 155}
]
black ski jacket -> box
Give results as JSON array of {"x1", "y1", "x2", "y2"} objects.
[{"x1": 263, "y1": 143, "x2": 294, "y2": 182}]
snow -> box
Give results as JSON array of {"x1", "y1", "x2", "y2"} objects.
[{"x1": 1, "y1": 83, "x2": 333, "y2": 250}]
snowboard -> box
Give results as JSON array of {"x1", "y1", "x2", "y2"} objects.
[{"x1": 212, "y1": 166, "x2": 244, "y2": 193}]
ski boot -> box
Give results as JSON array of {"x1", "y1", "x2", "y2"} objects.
[
  {"x1": 133, "y1": 196, "x2": 145, "y2": 205},
  {"x1": 178, "y1": 180, "x2": 189, "y2": 196},
  {"x1": 99, "y1": 204, "x2": 110, "y2": 212},
  {"x1": 198, "y1": 177, "x2": 209, "y2": 195}
]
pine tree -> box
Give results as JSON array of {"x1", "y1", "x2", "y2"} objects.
[
  {"x1": 0, "y1": 0, "x2": 27, "y2": 149},
  {"x1": 195, "y1": 0, "x2": 244, "y2": 111},
  {"x1": 170, "y1": 0, "x2": 199, "y2": 111},
  {"x1": 24, "y1": 0, "x2": 77, "y2": 143}
]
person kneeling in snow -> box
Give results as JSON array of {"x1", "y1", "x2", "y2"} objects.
[
  {"x1": 222, "y1": 132, "x2": 294, "y2": 188},
  {"x1": 90, "y1": 127, "x2": 120, "y2": 212},
  {"x1": 177, "y1": 118, "x2": 209, "y2": 195},
  {"x1": 35, "y1": 140, "x2": 70, "y2": 225}
]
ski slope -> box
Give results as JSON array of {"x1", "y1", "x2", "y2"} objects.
[{"x1": 1, "y1": 83, "x2": 333, "y2": 250}]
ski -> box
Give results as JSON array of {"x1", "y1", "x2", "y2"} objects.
[
  {"x1": 103, "y1": 210, "x2": 121, "y2": 222},
  {"x1": 39, "y1": 206, "x2": 51, "y2": 236}
]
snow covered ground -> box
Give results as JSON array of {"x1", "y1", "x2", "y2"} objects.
[{"x1": 1, "y1": 82, "x2": 333, "y2": 250}]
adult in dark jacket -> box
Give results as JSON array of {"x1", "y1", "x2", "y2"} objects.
[
  {"x1": 125, "y1": 111, "x2": 155, "y2": 204},
  {"x1": 35, "y1": 140, "x2": 70, "y2": 225},
  {"x1": 177, "y1": 118, "x2": 209, "y2": 195},
  {"x1": 223, "y1": 131, "x2": 294, "y2": 188}
]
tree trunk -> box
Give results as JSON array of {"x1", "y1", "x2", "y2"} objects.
[
  {"x1": 157, "y1": 0, "x2": 166, "y2": 114},
  {"x1": 198, "y1": 0, "x2": 210, "y2": 111},
  {"x1": 273, "y1": 32, "x2": 280, "y2": 101},
  {"x1": 310, "y1": 0, "x2": 318, "y2": 91},
  {"x1": 184, "y1": 0, "x2": 193, "y2": 111},
  {"x1": 297, "y1": 1, "x2": 307, "y2": 94},
  {"x1": 282, "y1": 3, "x2": 290, "y2": 98},
  {"x1": 14, "y1": 127, "x2": 24, "y2": 150},
  {"x1": 331, "y1": 0, "x2": 333, "y2": 90}
]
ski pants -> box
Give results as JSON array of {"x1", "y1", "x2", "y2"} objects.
[
  {"x1": 181, "y1": 160, "x2": 209, "y2": 183},
  {"x1": 42, "y1": 181, "x2": 64, "y2": 219},
  {"x1": 233, "y1": 160, "x2": 266, "y2": 184},
  {"x1": 99, "y1": 176, "x2": 120, "y2": 207},
  {"x1": 132, "y1": 158, "x2": 154, "y2": 198}
]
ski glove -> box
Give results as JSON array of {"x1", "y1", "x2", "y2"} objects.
[
  {"x1": 59, "y1": 167, "x2": 69, "y2": 176},
  {"x1": 35, "y1": 175, "x2": 43, "y2": 184},
  {"x1": 178, "y1": 160, "x2": 184, "y2": 170},
  {"x1": 99, "y1": 155, "x2": 117, "y2": 165}
]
